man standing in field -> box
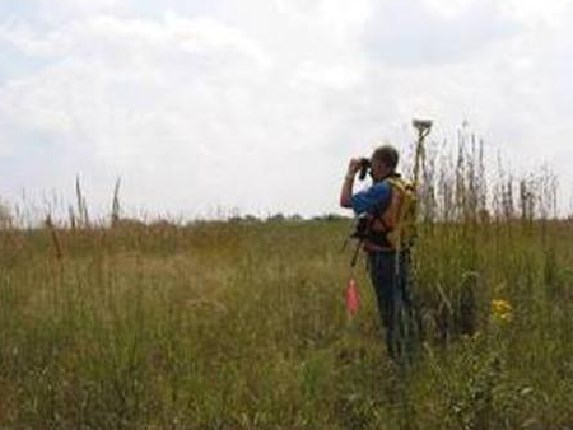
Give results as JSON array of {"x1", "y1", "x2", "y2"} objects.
[{"x1": 340, "y1": 145, "x2": 417, "y2": 361}]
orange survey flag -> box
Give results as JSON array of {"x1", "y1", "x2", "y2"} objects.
[{"x1": 345, "y1": 277, "x2": 360, "y2": 315}]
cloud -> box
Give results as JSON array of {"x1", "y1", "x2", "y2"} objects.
[
  {"x1": 364, "y1": 0, "x2": 520, "y2": 67},
  {"x1": 0, "y1": 8, "x2": 363, "y2": 216},
  {"x1": 0, "y1": 0, "x2": 572, "y2": 218}
]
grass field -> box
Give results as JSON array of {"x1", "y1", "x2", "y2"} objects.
[{"x1": 0, "y1": 214, "x2": 572, "y2": 429}]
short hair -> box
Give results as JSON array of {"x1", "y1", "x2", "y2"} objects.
[{"x1": 372, "y1": 145, "x2": 399, "y2": 170}]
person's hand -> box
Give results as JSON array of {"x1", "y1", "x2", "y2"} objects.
[{"x1": 347, "y1": 158, "x2": 362, "y2": 176}]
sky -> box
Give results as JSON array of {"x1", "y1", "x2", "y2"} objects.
[{"x1": 0, "y1": 0, "x2": 572, "y2": 221}]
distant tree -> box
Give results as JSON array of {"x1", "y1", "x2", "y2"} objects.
[
  {"x1": 229, "y1": 215, "x2": 244, "y2": 224},
  {"x1": 227, "y1": 215, "x2": 260, "y2": 224},
  {"x1": 244, "y1": 214, "x2": 259, "y2": 223},
  {"x1": 268, "y1": 213, "x2": 285, "y2": 222},
  {"x1": 0, "y1": 201, "x2": 12, "y2": 229},
  {"x1": 312, "y1": 213, "x2": 346, "y2": 221},
  {"x1": 112, "y1": 218, "x2": 146, "y2": 230}
]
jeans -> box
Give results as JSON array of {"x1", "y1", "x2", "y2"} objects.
[{"x1": 368, "y1": 250, "x2": 417, "y2": 361}]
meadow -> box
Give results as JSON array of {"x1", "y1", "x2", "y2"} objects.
[
  {"x1": 1, "y1": 137, "x2": 573, "y2": 429},
  {"x1": 0, "y1": 213, "x2": 572, "y2": 429}
]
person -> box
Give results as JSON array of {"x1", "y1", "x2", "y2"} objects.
[{"x1": 339, "y1": 144, "x2": 417, "y2": 361}]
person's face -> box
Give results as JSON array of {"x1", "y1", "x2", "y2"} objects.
[{"x1": 371, "y1": 158, "x2": 392, "y2": 182}]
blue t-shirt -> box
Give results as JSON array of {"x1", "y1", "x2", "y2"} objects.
[{"x1": 350, "y1": 181, "x2": 392, "y2": 215}]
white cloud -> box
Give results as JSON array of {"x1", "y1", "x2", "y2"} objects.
[
  {"x1": 420, "y1": 0, "x2": 475, "y2": 18},
  {"x1": 0, "y1": 0, "x2": 572, "y2": 218},
  {"x1": 35, "y1": 0, "x2": 125, "y2": 24},
  {"x1": 365, "y1": 0, "x2": 520, "y2": 66},
  {"x1": 0, "y1": 9, "x2": 352, "y2": 216}
]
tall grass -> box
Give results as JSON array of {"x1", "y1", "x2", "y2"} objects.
[{"x1": 0, "y1": 131, "x2": 572, "y2": 429}]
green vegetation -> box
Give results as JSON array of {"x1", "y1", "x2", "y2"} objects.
[
  {"x1": 1, "y1": 132, "x2": 572, "y2": 428},
  {"x1": 0, "y1": 216, "x2": 572, "y2": 429}
]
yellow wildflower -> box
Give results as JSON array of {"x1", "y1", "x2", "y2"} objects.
[{"x1": 491, "y1": 298, "x2": 512, "y2": 322}]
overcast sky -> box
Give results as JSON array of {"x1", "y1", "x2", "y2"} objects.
[{"x1": 1, "y1": 0, "x2": 572, "y2": 221}]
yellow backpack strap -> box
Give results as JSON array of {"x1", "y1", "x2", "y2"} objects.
[
  {"x1": 385, "y1": 177, "x2": 406, "y2": 193},
  {"x1": 385, "y1": 177, "x2": 416, "y2": 249}
]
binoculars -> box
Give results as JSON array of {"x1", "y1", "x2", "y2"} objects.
[{"x1": 357, "y1": 158, "x2": 371, "y2": 181}]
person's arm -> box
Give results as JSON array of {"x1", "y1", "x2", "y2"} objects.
[
  {"x1": 340, "y1": 159, "x2": 361, "y2": 208},
  {"x1": 351, "y1": 182, "x2": 391, "y2": 214}
]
